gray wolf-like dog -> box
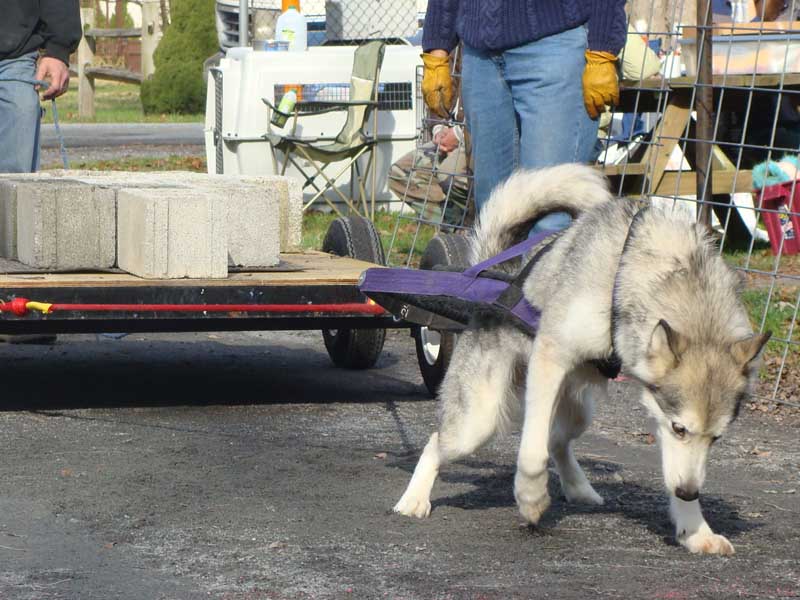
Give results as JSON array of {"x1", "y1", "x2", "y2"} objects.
[{"x1": 393, "y1": 164, "x2": 770, "y2": 555}]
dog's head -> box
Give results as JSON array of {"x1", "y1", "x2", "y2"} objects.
[{"x1": 637, "y1": 320, "x2": 770, "y2": 501}]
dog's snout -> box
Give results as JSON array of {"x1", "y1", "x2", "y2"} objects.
[{"x1": 675, "y1": 486, "x2": 700, "y2": 502}]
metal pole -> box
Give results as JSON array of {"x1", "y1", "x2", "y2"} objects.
[
  {"x1": 239, "y1": 0, "x2": 249, "y2": 47},
  {"x1": 696, "y1": 0, "x2": 714, "y2": 228}
]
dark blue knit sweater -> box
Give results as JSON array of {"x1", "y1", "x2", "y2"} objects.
[{"x1": 422, "y1": 0, "x2": 627, "y2": 54}]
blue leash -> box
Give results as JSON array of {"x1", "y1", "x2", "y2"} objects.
[{"x1": 0, "y1": 76, "x2": 69, "y2": 169}]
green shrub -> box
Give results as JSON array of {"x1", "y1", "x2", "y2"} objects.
[{"x1": 140, "y1": 0, "x2": 218, "y2": 114}]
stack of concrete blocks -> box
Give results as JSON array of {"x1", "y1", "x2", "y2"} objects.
[{"x1": 0, "y1": 171, "x2": 303, "y2": 279}]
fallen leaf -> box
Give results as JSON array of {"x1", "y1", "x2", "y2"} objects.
[{"x1": 749, "y1": 447, "x2": 772, "y2": 458}]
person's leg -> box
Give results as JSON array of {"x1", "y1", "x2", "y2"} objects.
[
  {"x1": 507, "y1": 26, "x2": 599, "y2": 168},
  {"x1": 0, "y1": 52, "x2": 42, "y2": 173},
  {"x1": 506, "y1": 27, "x2": 599, "y2": 234},
  {"x1": 461, "y1": 45, "x2": 518, "y2": 216}
]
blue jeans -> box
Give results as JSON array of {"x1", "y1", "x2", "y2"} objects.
[
  {"x1": 0, "y1": 52, "x2": 42, "y2": 173},
  {"x1": 462, "y1": 26, "x2": 599, "y2": 216}
]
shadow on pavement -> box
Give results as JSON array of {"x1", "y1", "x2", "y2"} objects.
[{"x1": 0, "y1": 337, "x2": 420, "y2": 411}]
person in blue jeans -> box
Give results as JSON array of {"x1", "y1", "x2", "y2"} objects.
[
  {"x1": 0, "y1": 1, "x2": 81, "y2": 173},
  {"x1": 421, "y1": 0, "x2": 627, "y2": 233}
]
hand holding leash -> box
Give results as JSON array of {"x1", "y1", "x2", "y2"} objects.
[
  {"x1": 35, "y1": 56, "x2": 70, "y2": 99},
  {"x1": 582, "y1": 50, "x2": 619, "y2": 119},
  {"x1": 421, "y1": 51, "x2": 453, "y2": 119}
]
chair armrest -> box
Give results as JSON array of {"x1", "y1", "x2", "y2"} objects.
[
  {"x1": 261, "y1": 97, "x2": 292, "y2": 118},
  {"x1": 295, "y1": 99, "x2": 379, "y2": 116}
]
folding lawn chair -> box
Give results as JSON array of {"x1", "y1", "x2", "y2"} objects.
[{"x1": 262, "y1": 40, "x2": 386, "y2": 219}]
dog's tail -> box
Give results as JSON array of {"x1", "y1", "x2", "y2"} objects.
[{"x1": 471, "y1": 163, "x2": 613, "y2": 262}]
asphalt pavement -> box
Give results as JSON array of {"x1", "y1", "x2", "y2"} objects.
[
  {"x1": 0, "y1": 329, "x2": 798, "y2": 599},
  {"x1": 40, "y1": 123, "x2": 205, "y2": 149}
]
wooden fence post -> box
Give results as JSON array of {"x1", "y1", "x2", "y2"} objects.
[
  {"x1": 77, "y1": 7, "x2": 96, "y2": 120},
  {"x1": 141, "y1": 1, "x2": 160, "y2": 80}
]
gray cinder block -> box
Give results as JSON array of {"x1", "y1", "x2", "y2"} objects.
[
  {"x1": 117, "y1": 188, "x2": 228, "y2": 279},
  {"x1": 0, "y1": 180, "x2": 20, "y2": 259},
  {"x1": 72, "y1": 171, "x2": 289, "y2": 266},
  {"x1": 15, "y1": 180, "x2": 116, "y2": 270}
]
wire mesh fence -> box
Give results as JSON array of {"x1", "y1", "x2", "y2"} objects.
[
  {"x1": 384, "y1": 1, "x2": 799, "y2": 409},
  {"x1": 385, "y1": 56, "x2": 473, "y2": 268},
  {"x1": 215, "y1": 0, "x2": 427, "y2": 50}
]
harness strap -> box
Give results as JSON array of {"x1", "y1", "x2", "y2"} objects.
[{"x1": 603, "y1": 205, "x2": 651, "y2": 378}]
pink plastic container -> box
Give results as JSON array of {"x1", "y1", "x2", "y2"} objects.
[{"x1": 756, "y1": 181, "x2": 800, "y2": 255}]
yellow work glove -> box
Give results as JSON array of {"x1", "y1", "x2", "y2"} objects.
[
  {"x1": 582, "y1": 50, "x2": 620, "y2": 119},
  {"x1": 421, "y1": 52, "x2": 453, "y2": 118}
]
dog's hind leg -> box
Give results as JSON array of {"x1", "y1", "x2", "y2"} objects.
[
  {"x1": 393, "y1": 329, "x2": 521, "y2": 519},
  {"x1": 549, "y1": 366, "x2": 606, "y2": 506}
]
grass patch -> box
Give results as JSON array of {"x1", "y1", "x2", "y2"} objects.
[
  {"x1": 43, "y1": 155, "x2": 207, "y2": 172},
  {"x1": 742, "y1": 287, "x2": 797, "y2": 340},
  {"x1": 41, "y1": 80, "x2": 203, "y2": 124},
  {"x1": 740, "y1": 286, "x2": 799, "y2": 404},
  {"x1": 302, "y1": 210, "x2": 436, "y2": 266},
  {"x1": 723, "y1": 245, "x2": 800, "y2": 277}
]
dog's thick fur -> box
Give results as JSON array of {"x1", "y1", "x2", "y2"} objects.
[{"x1": 394, "y1": 164, "x2": 770, "y2": 555}]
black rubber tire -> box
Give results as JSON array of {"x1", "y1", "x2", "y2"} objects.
[
  {"x1": 321, "y1": 215, "x2": 386, "y2": 369},
  {"x1": 413, "y1": 233, "x2": 471, "y2": 397}
]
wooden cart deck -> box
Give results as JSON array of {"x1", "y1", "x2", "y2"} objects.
[
  {"x1": 0, "y1": 252, "x2": 396, "y2": 335},
  {"x1": 0, "y1": 251, "x2": 374, "y2": 289}
]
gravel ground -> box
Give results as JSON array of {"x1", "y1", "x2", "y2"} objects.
[
  {"x1": 0, "y1": 329, "x2": 798, "y2": 600},
  {"x1": 39, "y1": 144, "x2": 206, "y2": 169}
]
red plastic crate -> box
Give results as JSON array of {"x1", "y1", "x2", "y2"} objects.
[{"x1": 755, "y1": 181, "x2": 800, "y2": 255}]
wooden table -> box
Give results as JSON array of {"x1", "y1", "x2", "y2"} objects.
[{"x1": 601, "y1": 73, "x2": 800, "y2": 198}]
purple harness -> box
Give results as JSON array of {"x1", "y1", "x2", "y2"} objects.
[{"x1": 358, "y1": 230, "x2": 557, "y2": 335}]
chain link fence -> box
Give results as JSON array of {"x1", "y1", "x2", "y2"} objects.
[
  {"x1": 384, "y1": 1, "x2": 798, "y2": 410},
  {"x1": 214, "y1": 0, "x2": 428, "y2": 50},
  {"x1": 606, "y1": 0, "x2": 800, "y2": 410}
]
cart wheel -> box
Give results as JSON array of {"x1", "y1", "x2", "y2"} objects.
[
  {"x1": 321, "y1": 215, "x2": 386, "y2": 369},
  {"x1": 414, "y1": 233, "x2": 471, "y2": 397}
]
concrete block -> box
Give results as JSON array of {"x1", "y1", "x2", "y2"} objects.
[
  {"x1": 221, "y1": 174, "x2": 302, "y2": 253},
  {"x1": 209, "y1": 182, "x2": 280, "y2": 268},
  {"x1": 0, "y1": 174, "x2": 58, "y2": 259},
  {"x1": 16, "y1": 180, "x2": 116, "y2": 270},
  {"x1": 69, "y1": 171, "x2": 288, "y2": 266},
  {"x1": 0, "y1": 180, "x2": 20, "y2": 258},
  {"x1": 117, "y1": 188, "x2": 227, "y2": 279}
]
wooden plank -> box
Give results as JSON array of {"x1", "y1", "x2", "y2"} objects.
[
  {"x1": 0, "y1": 252, "x2": 380, "y2": 289},
  {"x1": 85, "y1": 66, "x2": 143, "y2": 84},
  {"x1": 623, "y1": 73, "x2": 800, "y2": 90},
  {"x1": 599, "y1": 163, "x2": 648, "y2": 177},
  {"x1": 682, "y1": 21, "x2": 800, "y2": 38},
  {"x1": 84, "y1": 27, "x2": 142, "y2": 39},
  {"x1": 654, "y1": 169, "x2": 754, "y2": 195}
]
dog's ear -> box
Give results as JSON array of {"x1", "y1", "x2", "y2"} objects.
[
  {"x1": 646, "y1": 319, "x2": 687, "y2": 377},
  {"x1": 732, "y1": 331, "x2": 772, "y2": 369}
]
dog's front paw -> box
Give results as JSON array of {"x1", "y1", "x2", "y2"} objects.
[
  {"x1": 393, "y1": 491, "x2": 431, "y2": 519},
  {"x1": 563, "y1": 482, "x2": 604, "y2": 506},
  {"x1": 514, "y1": 470, "x2": 550, "y2": 524},
  {"x1": 681, "y1": 531, "x2": 735, "y2": 556}
]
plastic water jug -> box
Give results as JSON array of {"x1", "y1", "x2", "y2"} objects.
[{"x1": 276, "y1": 0, "x2": 307, "y2": 52}]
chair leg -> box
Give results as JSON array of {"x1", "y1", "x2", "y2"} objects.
[
  {"x1": 370, "y1": 143, "x2": 377, "y2": 220},
  {"x1": 353, "y1": 159, "x2": 369, "y2": 216},
  {"x1": 296, "y1": 145, "x2": 370, "y2": 216}
]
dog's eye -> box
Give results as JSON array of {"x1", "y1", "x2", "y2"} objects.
[
  {"x1": 711, "y1": 435, "x2": 721, "y2": 444},
  {"x1": 671, "y1": 422, "x2": 687, "y2": 438}
]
